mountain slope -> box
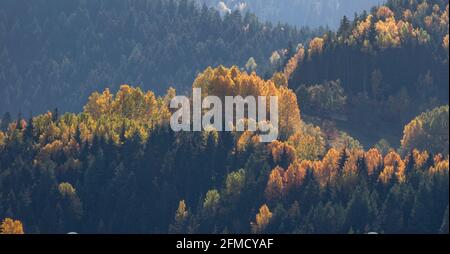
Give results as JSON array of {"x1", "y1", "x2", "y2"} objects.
[
  {"x1": 0, "y1": 0, "x2": 315, "y2": 115},
  {"x1": 287, "y1": 0, "x2": 449, "y2": 146}
]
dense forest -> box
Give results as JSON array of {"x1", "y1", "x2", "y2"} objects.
[
  {"x1": 196, "y1": 0, "x2": 384, "y2": 28},
  {"x1": 0, "y1": 0, "x2": 449, "y2": 234},
  {"x1": 289, "y1": 0, "x2": 449, "y2": 146},
  {"x1": 0, "y1": 66, "x2": 448, "y2": 234},
  {"x1": 0, "y1": 0, "x2": 317, "y2": 115}
]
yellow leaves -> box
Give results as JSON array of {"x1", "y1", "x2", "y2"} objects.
[
  {"x1": 203, "y1": 189, "x2": 220, "y2": 212},
  {"x1": 284, "y1": 160, "x2": 308, "y2": 191},
  {"x1": 342, "y1": 150, "x2": 362, "y2": 176},
  {"x1": 376, "y1": 17, "x2": 401, "y2": 48},
  {"x1": 283, "y1": 45, "x2": 305, "y2": 80},
  {"x1": 79, "y1": 85, "x2": 175, "y2": 145},
  {"x1": 245, "y1": 57, "x2": 258, "y2": 73},
  {"x1": 84, "y1": 85, "x2": 160, "y2": 123},
  {"x1": 269, "y1": 51, "x2": 281, "y2": 68},
  {"x1": 277, "y1": 86, "x2": 301, "y2": 139},
  {"x1": 236, "y1": 131, "x2": 259, "y2": 153},
  {"x1": 287, "y1": 125, "x2": 325, "y2": 161},
  {"x1": 424, "y1": 15, "x2": 433, "y2": 28},
  {"x1": 401, "y1": 105, "x2": 449, "y2": 155},
  {"x1": 403, "y1": 9, "x2": 413, "y2": 21},
  {"x1": 175, "y1": 200, "x2": 188, "y2": 223},
  {"x1": 376, "y1": 6, "x2": 394, "y2": 20},
  {"x1": 379, "y1": 165, "x2": 395, "y2": 185},
  {"x1": 443, "y1": 34, "x2": 449, "y2": 51},
  {"x1": 401, "y1": 118, "x2": 424, "y2": 153},
  {"x1": 365, "y1": 148, "x2": 383, "y2": 175},
  {"x1": 265, "y1": 159, "x2": 311, "y2": 200},
  {"x1": 268, "y1": 140, "x2": 296, "y2": 167},
  {"x1": 225, "y1": 169, "x2": 246, "y2": 199},
  {"x1": 0, "y1": 131, "x2": 5, "y2": 150},
  {"x1": 35, "y1": 140, "x2": 64, "y2": 170},
  {"x1": 58, "y1": 182, "x2": 76, "y2": 196},
  {"x1": 0, "y1": 218, "x2": 24, "y2": 234},
  {"x1": 113, "y1": 85, "x2": 155, "y2": 120},
  {"x1": 412, "y1": 149, "x2": 430, "y2": 170},
  {"x1": 379, "y1": 151, "x2": 406, "y2": 184},
  {"x1": 251, "y1": 204, "x2": 272, "y2": 233},
  {"x1": 354, "y1": 15, "x2": 373, "y2": 39},
  {"x1": 193, "y1": 66, "x2": 301, "y2": 140},
  {"x1": 265, "y1": 166, "x2": 284, "y2": 201},
  {"x1": 84, "y1": 88, "x2": 113, "y2": 119},
  {"x1": 440, "y1": 5, "x2": 449, "y2": 31},
  {"x1": 429, "y1": 157, "x2": 449, "y2": 175},
  {"x1": 308, "y1": 37, "x2": 324, "y2": 57},
  {"x1": 321, "y1": 148, "x2": 340, "y2": 179},
  {"x1": 270, "y1": 72, "x2": 287, "y2": 88}
]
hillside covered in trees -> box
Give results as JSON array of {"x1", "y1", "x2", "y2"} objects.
[
  {"x1": 0, "y1": 0, "x2": 317, "y2": 115},
  {"x1": 288, "y1": 0, "x2": 449, "y2": 146},
  {"x1": 0, "y1": 0, "x2": 449, "y2": 234},
  {"x1": 0, "y1": 66, "x2": 448, "y2": 234}
]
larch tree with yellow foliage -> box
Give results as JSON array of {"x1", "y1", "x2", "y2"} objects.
[{"x1": 0, "y1": 218, "x2": 24, "y2": 234}]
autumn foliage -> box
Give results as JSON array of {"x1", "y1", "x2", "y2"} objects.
[{"x1": 0, "y1": 218, "x2": 24, "y2": 234}]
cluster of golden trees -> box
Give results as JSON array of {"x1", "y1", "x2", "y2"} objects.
[
  {"x1": 264, "y1": 144, "x2": 449, "y2": 202},
  {"x1": 0, "y1": 218, "x2": 24, "y2": 234},
  {"x1": 193, "y1": 66, "x2": 302, "y2": 140},
  {"x1": 299, "y1": 2, "x2": 448, "y2": 56},
  {"x1": 401, "y1": 105, "x2": 449, "y2": 155}
]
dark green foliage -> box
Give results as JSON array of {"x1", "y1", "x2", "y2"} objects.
[{"x1": 0, "y1": 0, "x2": 317, "y2": 115}]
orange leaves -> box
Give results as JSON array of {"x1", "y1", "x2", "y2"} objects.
[
  {"x1": 283, "y1": 45, "x2": 305, "y2": 80},
  {"x1": 443, "y1": 34, "x2": 449, "y2": 51},
  {"x1": 193, "y1": 66, "x2": 301, "y2": 139},
  {"x1": 265, "y1": 166, "x2": 284, "y2": 201},
  {"x1": 251, "y1": 204, "x2": 272, "y2": 233},
  {"x1": 0, "y1": 218, "x2": 24, "y2": 234},
  {"x1": 400, "y1": 105, "x2": 449, "y2": 155},
  {"x1": 429, "y1": 157, "x2": 449, "y2": 175},
  {"x1": 289, "y1": 124, "x2": 326, "y2": 161},
  {"x1": 375, "y1": 17, "x2": 401, "y2": 48},
  {"x1": 79, "y1": 84, "x2": 176, "y2": 144},
  {"x1": 268, "y1": 140, "x2": 296, "y2": 167},
  {"x1": 365, "y1": 148, "x2": 383, "y2": 175},
  {"x1": 0, "y1": 131, "x2": 5, "y2": 150},
  {"x1": 236, "y1": 131, "x2": 260, "y2": 153},
  {"x1": 284, "y1": 160, "x2": 308, "y2": 191},
  {"x1": 320, "y1": 148, "x2": 340, "y2": 181},
  {"x1": 270, "y1": 72, "x2": 288, "y2": 88},
  {"x1": 112, "y1": 85, "x2": 157, "y2": 121},
  {"x1": 175, "y1": 200, "x2": 189, "y2": 223},
  {"x1": 308, "y1": 37, "x2": 324, "y2": 57},
  {"x1": 379, "y1": 151, "x2": 406, "y2": 184},
  {"x1": 84, "y1": 85, "x2": 161, "y2": 123},
  {"x1": 376, "y1": 6, "x2": 394, "y2": 20},
  {"x1": 411, "y1": 149, "x2": 430, "y2": 170},
  {"x1": 265, "y1": 160, "x2": 310, "y2": 201},
  {"x1": 353, "y1": 15, "x2": 373, "y2": 39},
  {"x1": 277, "y1": 86, "x2": 301, "y2": 139},
  {"x1": 84, "y1": 88, "x2": 113, "y2": 119}
]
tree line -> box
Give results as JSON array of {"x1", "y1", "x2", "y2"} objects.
[
  {"x1": 0, "y1": 0, "x2": 319, "y2": 115},
  {"x1": 0, "y1": 66, "x2": 448, "y2": 234}
]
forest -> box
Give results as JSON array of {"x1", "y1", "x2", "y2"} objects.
[
  {"x1": 0, "y1": 0, "x2": 318, "y2": 115},
  {"x1": 290, "y1": 0, "x2": 449, "y2": 146},
  {"x1": 0, "y1": 0, "x2": 449, "y2": 234}
]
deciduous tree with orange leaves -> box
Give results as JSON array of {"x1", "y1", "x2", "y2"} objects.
[{"x1": 251, "y1": 204, "x2": 273, "y2": 233}]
